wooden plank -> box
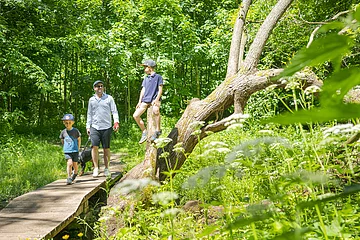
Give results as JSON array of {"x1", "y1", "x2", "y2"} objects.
[{"x1": 0, "y1": 158, "x2": 123, "y2": 240}]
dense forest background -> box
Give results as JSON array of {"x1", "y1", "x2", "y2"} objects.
[
  {"x1": 1, "y1": 0, "x2": 358, "y2": 135},
  {"x1": 2, "y1": 0, "x2": 360, "y2": 239}
]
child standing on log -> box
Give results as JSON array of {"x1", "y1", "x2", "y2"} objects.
[
  {"x1": 133, "y1": 59, "x2": 164, "y2": 144},
  {"x1": 59, "y1": 113, "x2": 81, "y2": 185}
]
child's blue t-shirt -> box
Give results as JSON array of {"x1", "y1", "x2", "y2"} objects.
[{"x1": 59, "y1": 128, "x2": 81, "y2": 153}]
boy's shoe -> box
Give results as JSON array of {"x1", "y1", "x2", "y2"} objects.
[
  {"x1": 104, "y1": 168, "x2": 111, "y2": 178},
  {"x1": 139, "y1": 131, "x2": 147, "y2": 144},
  {"x1": 150, "y1": 130, "x2": 162, "y2": 142},
  {"x1": 71, "y1": 173, "x2": 78, "y2": 182},
  {"x1": 79, "y1": 170, "x2": 84, "y2": 176},
  {"x1": 93, "y1": 167, "x2": 99, "y2": 177},
  {"x1": 66, "y1": 178, "x2": 72, "y2": 185}
]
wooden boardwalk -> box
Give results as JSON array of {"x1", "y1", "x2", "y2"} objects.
[{"x1": 0, "y1": 154, "x2": 124, "y2": 240}]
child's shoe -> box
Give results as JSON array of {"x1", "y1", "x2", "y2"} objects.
[
  {"x1": 66, "y1": 178, "x2": 72, "y2": 185},
  {"x1": 71, "y1": 173, "x2": 77, "y2": 182},
  {"x1": 104, "y1": 168, "x2": 111, "y2": 178},
  {"x1": 150, "y1": 130, "x2": 162, "y2": 142},
  {"x1": 139, "y1": 131, "x2": 147, "y2": 144}
]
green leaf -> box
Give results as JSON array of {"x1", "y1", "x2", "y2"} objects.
[
  {"x1": 264, "y1": 104, "x2": 360, "y2": 125},
  {"x1": 272, "y1": 227, "x2": 312, "y2": 240},
  {"x1": 297, "y1": 184, "x2": 360, "y2": 209},
  {"x1": 320, "y1": 67, "x2": 360, "y2": 105},
  {"x1": 276, "y1": 34, "x2": 352, "y2": 79},
  {"x1": 354, "y1": 5, "x2": 360, "y2": 22},
  {"x1": 196, "y1": 225, "x2": 219, "y2": 238},
  {"x1": 225, "y1": 212, "x2": 273, "y2": 230}
]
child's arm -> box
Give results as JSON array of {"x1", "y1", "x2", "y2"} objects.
[
  {"x1": 77, "y1": 137, "x2": 81, "y2": 152},
  {"x1": 153, "y1": 85, "x2": 163, "y2": 106},
  {"x1": 136, "y1": 87, "x2": 145, "y2": 108}
]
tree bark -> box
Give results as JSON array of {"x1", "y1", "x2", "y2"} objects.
[{"x1": 226, "y1": 0, "x2": 252, "y2": 78}]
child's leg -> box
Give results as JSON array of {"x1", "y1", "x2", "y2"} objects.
[
  {"x1": 133, "y1": 103, "x2": 149, "y2": 131},
  {"x1": 153, "y1": 103, "x2": 161, "y2": 131},
  {"x1": 73, "y1": 162, "x2": 78, "y2": 174},
  {"x1": 67, "y1": 159, "x2": 73, "y2": 178}
]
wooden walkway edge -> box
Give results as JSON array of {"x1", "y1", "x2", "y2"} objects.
[{"x1": 0, "y1": 159, "x2": 123, "y2": 240}]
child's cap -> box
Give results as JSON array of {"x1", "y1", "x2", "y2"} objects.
[
  {"x1": 62, "y1": 114, "x2": 74, "y2": 121},
  {"x1": 140, "y1": 59, "x2": 156, "y2": 67}
]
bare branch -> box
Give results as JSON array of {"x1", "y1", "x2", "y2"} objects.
[
  {"x1": 242, "y1": 0, "x2": 294, "y2": 71},
  {"x1": 306, "y1": 10, "x2": 351, "y2": 48},
  {"x1": 226, "y1": 0, "x2": 252, "y2": 78}
]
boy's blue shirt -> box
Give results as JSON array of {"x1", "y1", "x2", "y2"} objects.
[
  {"x1": 59, "y1": 127, "x2": 81, "y2": 153},
  {"x1": 141, "y1": 72, "x2": 163, "y2": 103}
]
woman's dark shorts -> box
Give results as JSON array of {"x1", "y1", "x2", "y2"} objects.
[
  {"x1": 90, "y1": 127, "x2": 112, "y2": 148},
  {"x1": 64, "y1": 152, "x2": 79, "y2": 162}
]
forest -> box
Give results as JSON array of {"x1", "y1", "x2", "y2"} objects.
[{"x1": 1, "y1": 0, "x2": 360, "y2": 239}]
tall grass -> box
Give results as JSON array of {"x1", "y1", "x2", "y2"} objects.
[{"x1": 0, "y1": 133, "x2": 65, "y2": 206}]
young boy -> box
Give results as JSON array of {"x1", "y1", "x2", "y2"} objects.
[
  {"x1": 133, "y1": 59, "x2": 163, "y2": 144},
  {"x1": 59, "y1": 113, "x2": 81, "y2": 185}
]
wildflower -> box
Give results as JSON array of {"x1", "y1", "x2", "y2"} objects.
[
  {"x1": 154, "y1": 137, "x2": 172, "y2": 148},
  {"x1": 191, "y1": 129, "x2": 202, "y2": 136},
  {"x1": 322, "y1": 123, "x2": 355, "y2": 137},
  {"x1": 173, "y1": 142, "x2": 185, "y2": 153},
  {"x1": 160, "y1": 208, "x2": 183, "y2": 218},
  {"x1": 114, "y1": 178, "x2": 160, "y2": 194},
  {"x1": 188, "y1": 121, "x2": 205, "y2": 130},
  {"x1": 304, "y1": 85, "x2": 321, "y2": 95},
  {"x1": 226, "y1": 123, "x2": 243, "y2": 130},
  {"x1": 62, "y1": 235, "x2": 70, "y2": 240},
  {"x1": 204, "y1": 141, "x2": 229, "y2": 149},
  {"x1": 159, "y1": 152, "x2": 170, "y2": 159},
  {"x1": 258, "y1": 130, "x2": 274, "y2": 135},
  {"x1": 78, "y1": 232, "x2": 84, "y2": 237},
  {"x1": 266, "y1": 84, "x2": 278, "y2": 91},
  {"x1": 280, "y1": 78, "x2": 288, "y2": 85},
  {"x1": 285, "y1": 81, "x2": 300, "y2": 90},
  {"x1": 152, "y1": 191, "x2": 179, "y2": 205}
]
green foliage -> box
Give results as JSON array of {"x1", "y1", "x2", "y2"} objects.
[
  {"x1": 268, "y1": 9, "x2": 360, "y2": 125},
  {"x1": 0, "y1": 134, "x2": 64, "y2": 206}
]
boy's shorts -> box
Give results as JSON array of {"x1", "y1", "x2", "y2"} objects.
[
  {"x1": 64, "y1": 152, "x2": 79, "y2": 162},
  {"x1": 90, "y1": 127, "x2": 112, "y2": 148}
]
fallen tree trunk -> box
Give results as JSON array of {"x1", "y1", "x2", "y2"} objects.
[{"x1": 116, "y1": 69, "x2": 322, "y2": 184}]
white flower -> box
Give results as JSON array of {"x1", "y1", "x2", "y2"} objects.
[
  {"x1": 285, "y1": 81, "x2": 300, "y2": 90},
  {"x1": 266, "y1": 84, "x2": 278, "y2": 91},
  {"x1": 226, "y1": 123, "x2": 243, "y2": 130},
  {"x1": 258, "y1": 130, "x2": 274, "y2": 135},
  {"x1": 114, "y1": 178, "x2": 160, "y2": 194},
  {"x1": 154, "y1": 137, "x2": 172, "y2": 148},
  {"x1": 204, "y1": 141, "x2": 229, "y2": 149},
  {"x1": 188, "y1": 121, "x2": 205, "y2": 130},
  {"x1": 160, "y1": 208, "x2": 183, "y2": 218},
  {"x1": 152, "y1": 191, "x2": 179, "y2": 205},
  {"x1": 304, "y1": 85, "x2": 321, "y2": 95}
]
